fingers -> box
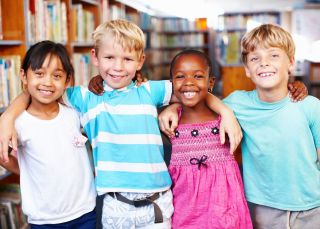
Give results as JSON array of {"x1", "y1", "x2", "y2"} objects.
[{"x1": 0, "y1": 139, "x2": 9, "y2": 163}]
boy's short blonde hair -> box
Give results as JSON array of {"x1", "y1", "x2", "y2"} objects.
[
  {"x1": 92, "y1": 19, "x2": 145, "y2": 59},
  {"x1": 241, "y1": 24, "x2": 295, "y2": 64}
]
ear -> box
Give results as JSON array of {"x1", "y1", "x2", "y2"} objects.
[
  {"x1": 91, "y1": 48, "x2": 99, "y2": 67},
  {"x1": 20, "y1": 69, "x2": 28, "y2": 91},
  {"x1": 288, "y1": 57, "x2": 295, "y2": 75},
  {"x1": 209, "y1": 76, "x2": 216, "y2": 89},
  {"x1": 244, "y1": 65, "x2": 251, "y2": 78},
  {"x1": 136, "y1": 54, "x2": 145, "y2": 71}
]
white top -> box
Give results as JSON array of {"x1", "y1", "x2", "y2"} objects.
[{"x1": 15, "y1": 104, "x2": 96, "y2": 224}]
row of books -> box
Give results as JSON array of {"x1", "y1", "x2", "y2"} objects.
[
  {"x1": 0, "y1": 183, "x2": 27, "y2": 229},
  {"x1": 0, "y1": 0, "x2": 2, "y2": 40},
  {"x1": 0, "y1": 56, "x2": 21, "y2": 108},
  {"x1": 72, "y1": 53, "x2": 99, "y2": 86},
  {"x1": 146, "y1": 48, "x2": 206, "y2": 66},
  {"x1": 70, "y1": 4, "x2": 95, "y2": 43},
  {"x1": 217, "y1": 13, "x2": 279, "y2": 31},
  {"x1": 28, "y1": 0, "x2": 68, "y2": 43},
  {"x1": 149, "y1": 33, "x2": 206, "y2": 48}
]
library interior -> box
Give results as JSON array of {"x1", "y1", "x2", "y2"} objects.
[{"x1": 0, "y1": 0, "x2": 320, "y2": 228}]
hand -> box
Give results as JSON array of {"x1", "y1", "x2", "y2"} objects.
[
  {"x1": 219, "y1": 109, "x2": 243, "y2": 154},
  {"x1": 0, "y1": 115, "x2": 18, "y2": 163},
  {"x1": 288, "y1": 80, "x2": 308, "y2": 102},
  {"x1": 88, "y1": 75, "x2": 104, "y2": 95},
  {"x1": 134, "y1": 71, "x2": 148, "y2": 87},
  {"x1": 158, "y1": 104, "x2": 181, "y2": 138}
]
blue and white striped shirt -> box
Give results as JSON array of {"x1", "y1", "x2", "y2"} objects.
[{"x1": 66, "y1": 80, "x2": 172, "y2": 195}]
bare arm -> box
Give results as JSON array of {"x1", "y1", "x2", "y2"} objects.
[
  {"x1": 161, "y1": 93, "x2": 242, "y2": 154},
  {"x1": 205, "y1": 93, "x2": 242, "y2": 154},
  {"x1": 0, "y1": 92, "x2": 30, "y2": 162}
]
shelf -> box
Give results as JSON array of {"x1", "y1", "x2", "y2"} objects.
[{"x1": 0, "y1": 40, "x2": 23, "y2": 46}]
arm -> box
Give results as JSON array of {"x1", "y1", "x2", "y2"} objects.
[
  {"x1": 0, "y1": 155, "x2": 19, "y2": 175},
  {"x1": 0, "y1": 92, "x2": 30, "y2": 162},
  {"x1": 161, "y1": 93, "x2": 242, "y2": 154},
  {"x1": 205, "y1": 93, "x2": 242, "y2": 154}
]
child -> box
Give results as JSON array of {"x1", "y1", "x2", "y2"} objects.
[
  {"x1": 0, "y1": 20, "x2": 242, "y2": 228},
  {"x1": 160, "y1": 24, "x2": 320, "y2": 229},
  {"x1": 0, "y1": 41, "x2": 96, "y2": 228},
  {"x1": 168, "y1": 49, "x2": 253, "y2": 228}
]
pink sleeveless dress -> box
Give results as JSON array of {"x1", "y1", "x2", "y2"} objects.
[{"x1": 169, "y1": 117, "x2": 252, "y2": 229}]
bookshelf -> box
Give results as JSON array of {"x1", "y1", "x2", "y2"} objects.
[
  {"x1": 214, "y1": 11, "x2": 281, "y2": 97},
  {"x1": 309, "y1": 62, "x2": 320, "y2": 98},
  {"x1": 0, "y1": 0, "x2": 212, "y2": 109}
]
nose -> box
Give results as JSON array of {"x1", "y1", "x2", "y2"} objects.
[
  {"x1": 184, "y1": 76, "x2": 195, "y2": 85},
  {"x1": 260, "y1": 56, "x2": 269, "y2": 67},
  {"x1": 42, "y1": 74, "x2": 53, "y2": 85},
  {"x1": 113, "y1": 59, "x2": 124, "y2": 71}
]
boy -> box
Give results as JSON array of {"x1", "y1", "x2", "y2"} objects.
[
  {"x1": 0, "y1": 20, "x2": 242, "y2": 228},
  {"x1": 159, "y1": 24, "x2": 320, "y2": 228}
]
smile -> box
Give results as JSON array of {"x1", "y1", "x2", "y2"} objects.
[
  {"x1": 258, "y1": 72, "x2": 275, "y2": 77},
  {"x1": 182, "y1": 91, "x2": 197, "y2": 98}
]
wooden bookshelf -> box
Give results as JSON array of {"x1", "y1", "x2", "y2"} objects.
[{"x1": 214, "y1": 11, "x2": 281, "y2": 97}]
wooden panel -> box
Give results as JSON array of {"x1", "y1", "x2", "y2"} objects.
[{"x1": 222, "y1": 65, "x2": 255, "y2": 97}]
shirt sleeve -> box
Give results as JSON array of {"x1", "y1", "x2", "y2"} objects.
[
  {"x1": 307, "y1": 97, "x2": 320, "y2": 149},
  {"x1": 142, "y1": 80, "x2": 172, "y2": 107},
  {"x1": 65, "y1": 86, "x2": 88, "y2": 114}
]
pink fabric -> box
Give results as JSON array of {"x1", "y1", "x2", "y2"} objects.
[{"x1": 169, "y1": 118, "x2": 252, "y2": 229}]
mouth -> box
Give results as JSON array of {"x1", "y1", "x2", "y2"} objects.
[
  {"x1": 182, "y1": 91, "x2": 197, "y2": 99},
  {"x1": 38, "y1": 89, "x2": 54, "y2": 95},
  {"x1": 258, "y1": 72, "x2": 275, "y2": 78}
]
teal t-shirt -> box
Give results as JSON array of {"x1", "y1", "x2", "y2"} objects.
[{"x1": 224, "y1": 90, "x2": 320, "y2": 211}]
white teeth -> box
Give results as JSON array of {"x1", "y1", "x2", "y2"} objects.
[
  {"x1": 39, "y1": 89, "x2": 53, "y2": 95},
  {"x1": 183, "y1": 92, "x2": 196, "y2": 98},
  {"x1": 259, "y1": 72, "x2": 274, "y2": 77}
]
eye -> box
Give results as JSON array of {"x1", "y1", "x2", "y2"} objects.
[
  {"x1": 174, "y1": 74, "x2": 184, "y2": 79},
  {"x1": 34, "y1": 71, "x2": 44, "y2": 77},
  {"x1": 124, "y1": 57, "x2": 134, "y2": 62},
  {"x1": 194, "y1": 74, "x2": 205, "y2": 79},
  {"x1": 53, "y1": 74, "x2": 62, "y2": 80},
  {"x1": 250, "y1": 57, "x2": 259, "y2": 62},
  {"x1": 271, "y1": 54, "x2": 279, "y2": 58},
  {"x1": 104, "y1": 56, "x2": 113, "y2": 60}
]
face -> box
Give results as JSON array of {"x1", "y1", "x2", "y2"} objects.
[
  {"x1": 21, "y1": 55, "x2": 68, "y2": 107},
  {"x1": 244, "y1": 46, "x2": 295, "y2": 93},
  {"x1": 172, "y1": 54, "x2": 210, "y2": 108},
  {"x1": 91, "y1": 37, "x2": 145, "y2": 89}
]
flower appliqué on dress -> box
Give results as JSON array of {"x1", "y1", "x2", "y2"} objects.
[
  {"x1": 73, "y1": 134, "x2": 88, "y2": 147},
  {"x1": 211, "y1": 127, "x2": 219, "y2": 135},
  {"x1": 191, "y1": 129, "x2": 199, "y2": 137}
]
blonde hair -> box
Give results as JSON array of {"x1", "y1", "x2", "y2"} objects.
[
  {"x1": 241, "y1": 24, "x2": 295, "y2": 64},
  {"x1": 92, "y1": 19, "x2": 145, "y2": 59}
]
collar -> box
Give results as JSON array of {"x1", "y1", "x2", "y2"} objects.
[{"x1": 103, "y1": 81, "x2": 136, "y2": 93}]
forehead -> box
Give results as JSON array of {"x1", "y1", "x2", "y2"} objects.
[
  {"x1": 174, "y1": 54, "x2": 208, "y2": 69},
  {"x1": 248, "y1": 46, "x2": 284, "y2": 54}
]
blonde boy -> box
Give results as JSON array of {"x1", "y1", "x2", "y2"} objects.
[{"x1": 223, "y1": 24, "x2": 320, "y2": 228}]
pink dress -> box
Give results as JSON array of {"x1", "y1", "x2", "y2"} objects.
[{"x1": 169, "y1": 117, "x2": 252, "y2": 229}]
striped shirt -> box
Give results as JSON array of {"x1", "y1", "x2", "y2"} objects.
[{"x1": 66, "y1": 80, "x2": 172, "y2": 195}]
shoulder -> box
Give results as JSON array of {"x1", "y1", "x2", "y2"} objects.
[{"x1": 223, "y1": 90, "x2": 254, "y2": 107}]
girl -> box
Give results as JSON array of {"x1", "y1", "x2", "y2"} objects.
[
  {"x1": 168, "y1": 49, "x2": 252, "y2": 229},
  {"x1": 0, "y1": 40, "x2": 96, "y2": 228}
]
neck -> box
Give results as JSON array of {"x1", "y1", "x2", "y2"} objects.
[
  {"x1": 257, "y1": 87, "x2": 289, "y2": 103},
  {"x1": 27, "y1": 101, "x2": 60, "y2": 120},
  {"x1": 180, "y1": 103, "x2": 217, "y2": 124}
]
